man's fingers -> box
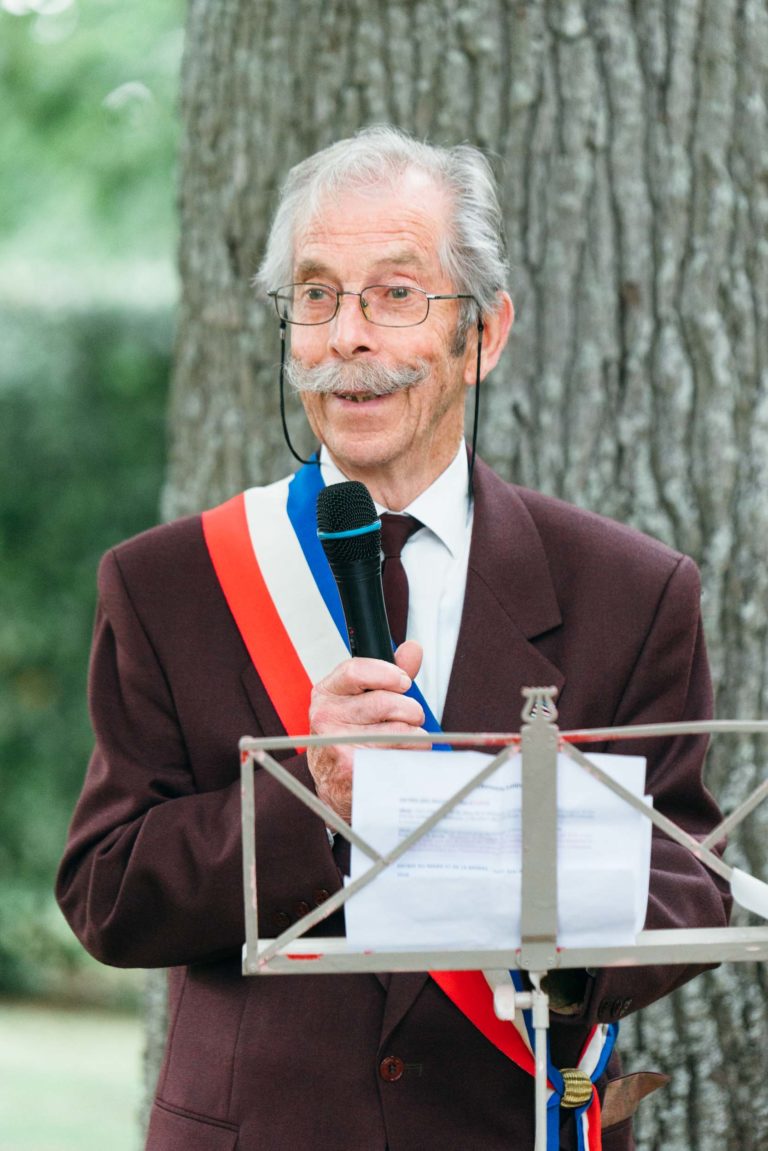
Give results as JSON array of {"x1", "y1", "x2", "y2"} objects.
[
  {"x1": 318, "y1": 656, "x2": 412, "y2": 697},
  {"x1": 394, "y1": 640, "x2": 423, "y2": 682},
  {"x1": 307, "y1": 648, "x2": 428, "y2": 821},
  {"x1": 312, "y1": 689, "x2": 425, "y2": 732}
]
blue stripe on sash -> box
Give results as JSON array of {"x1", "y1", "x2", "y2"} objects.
[
  {"x1": 590, "y1": 1024, "x2": 617, "y2": 1083},
  {"x1": 286, "y1": 459, "x2": 347, "y2": 637},
  {"x1": 509, "y1": 970, "x2": 618, "y2": 1150},
  {"x1": 287, "y1": 459, "x2": 445, "y2": 740},
  {"x1": 575, "y1": 1021, "x2": 618, "y2": 1149},
  {"x1": 509, "y1": 971, "x2": 562, "y2": 1148}
]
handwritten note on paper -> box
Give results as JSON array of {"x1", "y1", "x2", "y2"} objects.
[{"x1": 346, "y1": 750, "x2": 651, "y2": 951}]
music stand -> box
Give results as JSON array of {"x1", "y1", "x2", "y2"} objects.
[{"x1": 238, "y1": 687, "x2": 768, "y2": 1150}]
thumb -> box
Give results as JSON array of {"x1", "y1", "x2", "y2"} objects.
[{"x1": 394, "y1": 640, "x2": 423, "y2": 684}]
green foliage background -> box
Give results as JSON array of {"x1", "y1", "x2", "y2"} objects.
[
  {"x1": 1, "y1": 0, "x2": 182, "y2": 270},
  {"x1": 0, "y1": 0, "x2": 184, "y2": 999}
]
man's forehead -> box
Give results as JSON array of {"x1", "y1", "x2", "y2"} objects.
[
  {"x1": 293, "y1": 170, "x2": 450, "y2": 275},
  {"x1": 295, "y1": 246, "x2": 431, "y2": 281}
]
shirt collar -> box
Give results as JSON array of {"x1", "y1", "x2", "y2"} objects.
[{"x1": 318, "y1": 443, "x2": 471, "y2": 559}]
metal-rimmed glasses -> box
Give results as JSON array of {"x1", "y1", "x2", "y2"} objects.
[
  {"x1": 268, "y1": 282, "x2": 477, "y2": 328},
  {"x1": 270, "y1": 281, "x2": 484, "y2": 497}
]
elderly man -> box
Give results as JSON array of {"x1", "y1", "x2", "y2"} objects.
[{"x1": 57, "y1": 127, "x2": 729, "y2": 1151}]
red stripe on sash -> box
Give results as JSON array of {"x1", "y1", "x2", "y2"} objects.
[
  {"x1": 587, "y1": 1089, "x2": 602, "y2": 1151},
  {"x1": 202, "y1": 494, "x2": 312, "y2": 741},
  {"x1": 578, "y1": 1025, "x2": 597, "y2": 1060},
  {"x1": 430, "y1": 970, "x2": 539, "y2": 1077},
  {"x1": 577, "y1": 1026, "x2": 604, "y2": 1151}
]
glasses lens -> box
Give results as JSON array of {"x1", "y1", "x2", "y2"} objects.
[
  {"x1": 276, "y1": 284, "x2": 337, "y2": 325},
  {"x1": 365, "y1": 285, "x2": 429, "y2": 327}
]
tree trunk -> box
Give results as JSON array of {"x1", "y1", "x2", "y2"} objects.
[{"x1": 154, "y1": 1, "x2": 768, "y2": 1146}]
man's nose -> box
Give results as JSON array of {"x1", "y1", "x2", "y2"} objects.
[{"x1": 328, "y1": 292, "x2": 377, "y2": 358}]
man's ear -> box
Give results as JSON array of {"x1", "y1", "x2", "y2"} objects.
[{"x1": 463, "y1": 291, "x2": 515, "y2": 386}]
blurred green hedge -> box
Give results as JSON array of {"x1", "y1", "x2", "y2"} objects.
[
  {"x1": 0, "y1": 300, "x2": 171, "y2": 999},
  {"x1": 0, "y1": 4, "x2": 182, "y2": 270}
]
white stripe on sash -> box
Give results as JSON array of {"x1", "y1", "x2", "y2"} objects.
[
  {"x1": 482, "y1": 969, "x2": 555, "y2": 1096},
  {"x1": 243, "y1": 480, "x2": 349, "y2": 685},
  {"x1": 579, "y1": 1025, "x2": 611, "y2": 1079}
]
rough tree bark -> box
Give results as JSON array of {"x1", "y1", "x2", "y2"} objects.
[{"x1": 150, "y1": 2, "x2": 768, "y2": 1147}]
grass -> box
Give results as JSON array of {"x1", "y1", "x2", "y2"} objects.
[{"x1": 0, "y1": 1000, "x2": 143, "y2": 1151}]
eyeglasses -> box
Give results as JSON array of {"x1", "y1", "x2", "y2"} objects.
[{"x1": 268, "y1": 282, "x2": 476, "y2": 328}]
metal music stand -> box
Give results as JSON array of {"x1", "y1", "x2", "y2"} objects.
[{"x1": 238, "y1": 687, "x2": 768, "y2": 1150}]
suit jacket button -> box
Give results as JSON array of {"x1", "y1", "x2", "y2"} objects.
[
  {"x1": 379, "y1": 1056, "x2": 405, "y2": 1082},
  {"x1": 273, "y1": 910, "x2": 291, "y2": 931},
  {"x1": 295, "y1": 901, "x2": 311, "y2": 917},
  {"x1": 599, "y1": 996, "x2": 632, "y2": 1020},
  {"x1": 313, "y1": 888, "x2": 330, "y2": 905}
]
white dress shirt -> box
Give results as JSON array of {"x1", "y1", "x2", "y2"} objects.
[{"x1": 318, "y1": 444, "x2": 473, "y2": 721}]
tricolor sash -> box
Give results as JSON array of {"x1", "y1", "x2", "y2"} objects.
[
  {"x1": 202, "y1": 461, "x2": 440, "y2": 743},
  {"x1": 433, "y1": 969, "x2": 617, "y2": 1151},
  {"x1": 202, "y1": 459, "x2": 616, "y2": 1150}
]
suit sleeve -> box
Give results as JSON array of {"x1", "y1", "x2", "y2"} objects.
[
  {"x1": 562, "y1": 554, "x2": 731, "y2": 1026},
  {"x1": 55, "y1": 547, "x2": 344, "y2": 969}
]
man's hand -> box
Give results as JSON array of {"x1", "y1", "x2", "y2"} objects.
[{"x1": 307, "y1": 641, "x2": 426, "y2": 823}]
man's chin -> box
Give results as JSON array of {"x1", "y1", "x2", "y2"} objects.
[{"x1": 322, "y1": 435, "x2": 400, "y2": 475}]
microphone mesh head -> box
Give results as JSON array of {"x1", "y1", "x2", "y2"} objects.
[{"x1": 316, "y1": 481, "x2": 381, "y2": 562}]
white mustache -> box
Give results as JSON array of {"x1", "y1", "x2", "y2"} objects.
[{"x1": 285, "y1": 357, "x2": 429, "y2": 396}]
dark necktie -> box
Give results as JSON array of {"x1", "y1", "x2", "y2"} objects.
[{"x1": 380, "y1": 513, "x2": 423, "y2": 648}]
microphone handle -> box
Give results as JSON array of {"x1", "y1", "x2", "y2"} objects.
[{"x1": 327, "y1": 555, "x2": 395, "y2": 663}]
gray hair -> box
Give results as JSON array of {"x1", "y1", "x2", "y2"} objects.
[{"x1": 255, "y1": 126, "x2": 508, "y2": 329}]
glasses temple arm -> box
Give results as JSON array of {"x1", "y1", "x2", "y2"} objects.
[
  {"x1": 278, "y1": 319, "x2": 319, "y2": 467},
  {"x1": 467, "y1": 314, "x2": 484, "y2": 500}
]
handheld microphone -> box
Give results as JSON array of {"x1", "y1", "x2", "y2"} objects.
[{"x1": 316, "y1": 481, "x2": 395, "y2": 663}]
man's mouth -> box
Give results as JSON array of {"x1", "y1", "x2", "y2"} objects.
[{"x1": 338, "y1": 391, "x2": 389, "y2": 403}]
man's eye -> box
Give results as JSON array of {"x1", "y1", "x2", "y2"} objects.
[
  {"x1": 387, "y1": 286, "x2": 412, "y2": 301},
  {"x1": 303, "y1": 286, "x2": 331, "y2": 302}
]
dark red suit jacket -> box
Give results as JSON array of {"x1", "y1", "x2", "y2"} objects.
[{"x1": 56, "y1": 458, "x2": 729, "y2": 1151}]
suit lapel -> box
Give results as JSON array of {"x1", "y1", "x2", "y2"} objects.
[
  {"x1": 240, "y1": 661, "x2": 289, "y2": 741},
  {"x1": 381, "y1": 459, "x2": 566, "y2": 1045},
  {"x1": 442, "y1": 457, "x2": 564, "y2": 732}
]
